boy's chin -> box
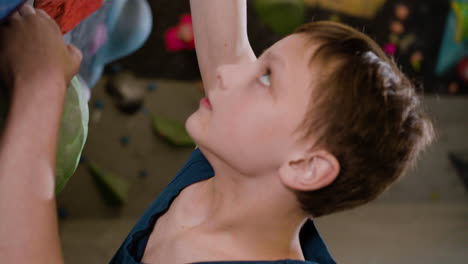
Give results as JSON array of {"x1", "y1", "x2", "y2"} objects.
[
  {"x1": 185, "y1": 115, "x2": 205, "y2": 146},
  {"x1": 185, "y1": 113, "x2": 223, "y2": 156}
]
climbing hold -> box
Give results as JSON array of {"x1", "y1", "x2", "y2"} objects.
[
  {"x1": 304, "y1": 0, "x2": 385, "y2": 19},
  {"x1": 107, "y1": 63, "x2": 125, "y2": 75},
  {"x1": 448, "y1": 82, "x2": 460, "y2": 94},
  {"x1": 435, "y1": 1, "x2": 468, "y2": 75},
  {"x1": 89, "y1": 22, "x2": 108, "y2": 56},
  {"x1": 88, "y1": 161, "x2": 129, "y2": 206},
  {"x1": 410, "y1": 51, "x2": 424, "y2": 72},
  {"x1": 140, "y1": 107, "x2": 151, "y2": 116},
  {"x1": 457, "y1": 57, "x2": 468, "y2": 83},
  {"x1": 395, "y1": 4, "x2": 410, "y2": 21},
  {"x1": 390, "y1": 21, "x2": 405, "y2": 35},
  {"x1": 430, "y1": 191, "x2": 441, "y2": 201},
  {"x1": 399, "y1": 34, "x2": 416, "y2": 53},
  {"x1": 34, "y1": 0, "x2": 105, "y2": 34},
  {"x1": 120, "y1": 136, "x2": 131, "y2": 146},
  {"x1": 0, "y1": 0, "x2": 24, "y2": 21},
  {"x1": 383, "y1": 43, "x2": 397, "y2": 55},
  {"x1": 147, "y1": 82, "x2": 158, "y2": 92},
  {"x1": 253, "y1": 0, "x2": 306, "y2": 36},
  {"x1": 452, "y1": 1, "x2": 468, "y2": 43},
  {"x1": 389, "y1": 34, "x2": 400, "y2": 45},
  {"x1": 106, "y1": 71, "x2": 145, "y2": 115},
  {"x1": 138, "y1": 170, "x2": 149, "y2": 179},
  {"x1": 165, "y1": 14, "x2": 195, "y2": 52},
  {"x1": 152, "y1": 114, "x2": 195, "y2": 147},
  {"x1": 94, "y1": 100, "x2": 105, "y2": 110},
  {"x1": 329, "y1": 14, "x2": 341, "y2": 22}
]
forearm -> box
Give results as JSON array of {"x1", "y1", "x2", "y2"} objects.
[
  {"x1": 190, "y1": 0, "x2": 256, "y2": 90},
  {"x1": 0, "y1": 78, "x2": 66, "y2": 264}
]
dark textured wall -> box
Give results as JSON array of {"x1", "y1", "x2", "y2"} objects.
[{"x1": 117, "y1": 0, "x2": 450, "y2": 93}]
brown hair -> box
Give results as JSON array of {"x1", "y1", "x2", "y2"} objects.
[{"x1": 293, "y1": 21, "x2": 434, "y2": 218}]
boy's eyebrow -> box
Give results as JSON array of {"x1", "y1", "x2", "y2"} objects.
[
  {"x1": 260, "y1": 47, "x2": 287, "y2": 68},
  {"x1": 266, "y1": 51, "x2": 286, "y2": 68}
]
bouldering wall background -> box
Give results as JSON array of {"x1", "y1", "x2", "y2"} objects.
[
  {"x1": 54, "y1": 1, "x2": 467, "y2": 264},
  {"x1": 117, "y1": 0, "x2": 460, "y2": 94},
  {"x1": 0, "y1": 1, "x2": 466, "y2": 264}
]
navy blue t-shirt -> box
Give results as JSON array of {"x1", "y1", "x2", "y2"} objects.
[{"x1": 109, "y1": 148, "x2": 336, "y2": 264}]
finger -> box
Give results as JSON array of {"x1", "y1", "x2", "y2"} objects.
[
  {"x1": 67, "y1": 44, "x2": 83, "y2": 73},
  {"x1": 36, "y1": 9, "x2": 61, "y2": 33},
  {"x1": 18, "y1": 4, "x2": 36, "y2": 17},
  {"x1": 36, "y1": 8, "x2": 52, "y2": 20},
  {"x1": 8, "y1": 11, "x2": 21, "y2": 22}
]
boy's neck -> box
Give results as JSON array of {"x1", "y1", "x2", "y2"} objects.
[{"x1": 187, "y1": 148, "x2": 309, "y2": 260}]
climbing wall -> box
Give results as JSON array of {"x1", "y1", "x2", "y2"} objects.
[
  {"x1": 0, "y1": 0, "x2": 153, "y2": 197},
  {"x1": 118, "y1": 0, "x2": 459, "y2": 94}
]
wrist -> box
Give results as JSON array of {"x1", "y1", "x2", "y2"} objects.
[
  {"x1": 10, "y1": 74, "x2": 67, "y2": 105},
  {"x1": 3, "y1": 76, "x2": 68, "y2": 165},
  {"x1": 8, "y1": 75, "x2": 68, "y2": 132}
]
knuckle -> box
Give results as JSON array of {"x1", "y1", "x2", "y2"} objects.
[{"x1": 37, "y1": 9, "x2": 52, "y2": 20}]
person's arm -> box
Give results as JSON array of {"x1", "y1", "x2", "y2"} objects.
[
  {"x1": 189, "y1": 0, "x2": 256, "y2": 92},
  {"x1": 0, "y1": 5, "x2": 82, "y2": 264}
]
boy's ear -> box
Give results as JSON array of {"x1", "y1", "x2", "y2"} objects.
[{"x1": 279, "y1": 150, "x2": 340, "y2": 192}]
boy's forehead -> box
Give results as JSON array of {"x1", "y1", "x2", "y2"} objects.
[
  {"x1": 272, "y1": 34, "x2": 309, "y2": 51},
  {"x1": 268, "y1": 35, "x2": 318, "y2": 85},
  {"x1": 268, "y1": 34, "x2": 317, "y2": 69}
]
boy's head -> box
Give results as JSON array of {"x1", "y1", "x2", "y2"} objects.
[
  {"x1": 186, "y1": 21, "x2": 434, "y2": 218},
  {"x1": 290, "y1": 21, "x2": 434, "y2": 217}
]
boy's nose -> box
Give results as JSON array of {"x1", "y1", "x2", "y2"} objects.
[{"x1": 215, "y1": 64, "x2": 230, "y2": 91}]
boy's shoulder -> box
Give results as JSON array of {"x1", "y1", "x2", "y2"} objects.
[{"x1": 109, "y1": 148, "x2": 335, "y2": 264}]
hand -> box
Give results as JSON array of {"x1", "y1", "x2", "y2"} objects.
[{"x1": 0, "y1": 4, "x2": 82, "y2": 96}]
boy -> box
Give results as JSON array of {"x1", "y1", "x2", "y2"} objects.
[{"x1": 0, "y1": 1, "x2": 433, "y2": 264}]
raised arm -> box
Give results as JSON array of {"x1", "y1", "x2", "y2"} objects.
[
  {"x1": 190, "y1": 0, "x2": 256, "y2": 92},
  {"x1": 0, "y1": 5, "x2": 81, "y2": 264}
]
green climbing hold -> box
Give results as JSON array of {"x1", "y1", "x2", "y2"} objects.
[
  {"x1": 88, "y1": 161, "x2": 129, "y2": 206},
  {"x1": 55, "y1": 77, "x2": 89, "y2": 194},
  {"x1": 0, "y1": 76, "x2": 89, "y2": 194},
  {"x1": 152, "y1": 114, "x2": 195, "y2": 147},
  {"x1": 452, "y1": 1, "x2": 468, "y2": 43},
  {"x1": 253, "y1": 0, "x2": 306, "y2": 36}
]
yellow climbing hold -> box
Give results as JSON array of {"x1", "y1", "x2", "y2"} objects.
[{"x1": 305, "y1": 0, "x2": 387, "y2": 19}]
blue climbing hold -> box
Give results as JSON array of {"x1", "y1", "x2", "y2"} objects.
[
  {"x1": 94, "y1": 100, "x2": 105, "y2": 110},
  {"x1": 138, "y1": 170, "x2": 149, "y2": 179},
  {"x1": 120, "y1": 136, "x2": 131, "y2": 146},
  {"x1": 107, "y1": 63, "x2": 124, "y2": 74},
  {"x1": 147, "y1": 82, "x2": 158, "y2": 92},
  {"x1": 0, "y1": 0, "x2": 25, "y2": 22},
  {"x1": 140, "y1": 107, "x2": 151, "y2": 116}
]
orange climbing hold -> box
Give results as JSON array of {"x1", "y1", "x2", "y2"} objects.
[{"x1": 34, "y1": 0, "x2": 105, "y2": 34}]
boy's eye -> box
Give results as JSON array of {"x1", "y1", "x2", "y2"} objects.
[{"x1": 259, "y1": 70, "x2": 271, "y2": 87}]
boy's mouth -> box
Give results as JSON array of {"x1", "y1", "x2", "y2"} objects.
[{"x1": 200, "y1": 97, "x2": 213, "y2": 110}]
